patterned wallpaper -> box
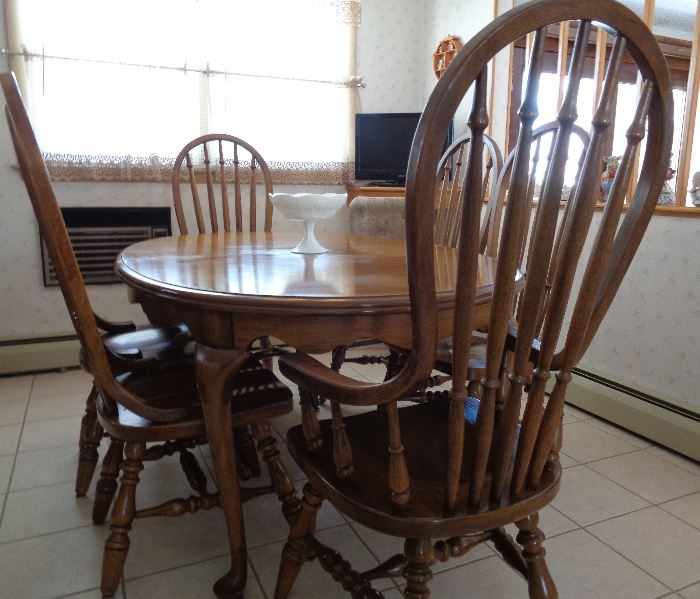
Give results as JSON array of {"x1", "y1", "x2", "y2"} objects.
[{"x1": 578, "y1": 214, "x2": 700, "y2": 414}]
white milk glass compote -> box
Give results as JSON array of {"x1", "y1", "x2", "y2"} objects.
[{"x1": 269, "y1": 192, "x2": 346, "y2": 254}]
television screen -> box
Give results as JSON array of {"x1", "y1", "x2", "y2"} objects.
[{"x1": 354, "y1": 113, "x2": 453, "y2": 184}]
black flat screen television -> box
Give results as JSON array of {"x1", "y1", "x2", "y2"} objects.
[{"x1": 354, "y1": 112, "x2": 453, "y2": 185}]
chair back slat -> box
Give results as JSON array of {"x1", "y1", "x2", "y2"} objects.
[
  {"x1": 219, "y1": 140, "x2": 231, "y2": 233},
  {"x1": 249, "y1": 158, "x2": 258, "y2": 233},
  {"x1": 202, "y1": 142, "x2": 219, "y2": 232},
  {"x1": 445, "y1": 68, "x2": 489, "y2": 511},
  {"x1": 172, "y1": 134, "x2": 274, "y2": 234},
  {"x1": 234, "y1": 143, "x2": 243, "y2": 232}
]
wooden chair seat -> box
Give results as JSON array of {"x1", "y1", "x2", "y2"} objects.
[
  {"x1": 286, "y1": 401, "x2": 560, "y2": 539},
  {"x1": 79, "y1": 324, "x2": 194, "y2": 375},
  {"x1": 98, "y1": 358, "x2": 293, "y2": 442}
]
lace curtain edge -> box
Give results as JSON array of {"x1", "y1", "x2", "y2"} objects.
[{"x1": 43, "y1": 154, "x2": 355, "y2": 186}]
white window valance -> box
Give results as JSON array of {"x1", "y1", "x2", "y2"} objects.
[{"x1": 5, "y1": 0, "x2": 362, "y2": 184}]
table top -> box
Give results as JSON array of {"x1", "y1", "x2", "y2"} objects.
[{"x1": 116, "y1": 232, "x2": 501, "y2": 314}]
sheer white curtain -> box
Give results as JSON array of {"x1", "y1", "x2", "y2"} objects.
[{"x1": 7, "y1": 0, "x2": 361, "y2": 183}]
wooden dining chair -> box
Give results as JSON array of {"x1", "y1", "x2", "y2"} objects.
[
  {"x1": 426, "y1": 121, "x2": 592, "y2": 400},
  {"x1": 273, "y1": 1, "x2": 673, "y2": 597},
  {"x1": 1, "y1": 72, "x2": 299, "y2": 598},
  {"x1": 171, "y1": 133, "x2": 274, "y2": 235},
  {"x1": 171, "y1": 133, "x2": 281, "y2": 477},
  {"x1": 330, "y1": 131, "x2": 504, "y2": 384}
]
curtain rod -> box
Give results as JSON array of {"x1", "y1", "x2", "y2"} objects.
[{"x1": 0, "y1": 48, "x2": 366, "y2": 88}]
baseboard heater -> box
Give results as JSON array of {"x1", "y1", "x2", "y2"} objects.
[{"x1": 564, "y1": 368, "x2": 700, "y2": 462}]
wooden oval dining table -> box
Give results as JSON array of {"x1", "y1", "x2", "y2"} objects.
[{"x1": 116, "y1": 230, "x2": 502, "y2": 599}]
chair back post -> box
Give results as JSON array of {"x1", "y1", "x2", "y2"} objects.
[{"x1": 171, "y1": 134, "x2": 274, "y2": 234}]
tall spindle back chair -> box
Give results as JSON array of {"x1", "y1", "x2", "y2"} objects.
[
  {"x1": 274, "y1": 1, "x2": 673, "y2": 598},
  {"x1": 171, "y1": 133, "x2": 274, "y2": 235},
  {"x1": 434, "y1": 131, "x2": 503, "y2": 251},
  {"x1": 1, "y1": 73, "x2": 298, "y2": 598}
]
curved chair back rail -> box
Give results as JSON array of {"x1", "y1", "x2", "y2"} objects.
[
  {"x1": 279, "y1": 0, "x2": 673, "y2": 521},
  {"x1": 171, "y1": 133, "x2": 274, "y2": 234}
]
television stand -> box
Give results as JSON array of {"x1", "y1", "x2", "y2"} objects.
[
  {"x1": 366, "y1": 179, "x2": 405, "y2": 187},
  {"x1": 346, "y1": 183, "x2": 405, "y2": 203}
]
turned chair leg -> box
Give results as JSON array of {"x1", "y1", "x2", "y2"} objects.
[
  {"x1": 101, "y1": 441, "x2": 145, "y2": 598},
  {"x1": 274, "y1": 483, "x2": 323, "y2": 599},
  {"x1": 235, "y1": 425, "x2": 261, "y2": 478},
  {"x1": 403, "y1": 538, "x2": 433, "y2": 599},
  {"x1": 76, "y1": 385, "x2": 103, "y2": 496},
  {"x1": 250, "y1": 421, "x2": 300, "y2": 522},
  {"x1": 516, "y1": 513, "x2": 558, "y2": 599},
  {"x1": 92, "y1": 439, "x2": 125, "y2": 524}
]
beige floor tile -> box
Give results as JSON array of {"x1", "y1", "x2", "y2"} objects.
[
  {"x1": 428, "y1": 555, "x2": 526, "y2": 599},
  {"x1": 561, "y1": 420, "x2": 639, "y2": 463},
  {"x1": 646, "y1": 446, "x2": 700, "y2": 477},
  {"x1": 244, "y1": 488, "x2": 345, "y2": 548},
  {"x1": 589, "y1": 451, "x2": 700, "y2": 504},
  {"x1": 588, "y1": 506, "x2": 700, "y2": 589},
  {"x1": 30, "y1": 369, "x2": 92, "y2": 398},
  {"x1": 18, "y1": 415, "x2": 79, "y2": 453},
  {"x1": 0, "y1": 375, "x2": 33, "y2": 402},
  {"x1": 250, "y1": 524, "x2": 388, "y2": 598},
  {"x1": 0, "y1": 525, "x2": 107, "y2": 599},
  {"x1": 0, "y1": 455, "x2": 13, "y2": 493},
  {"x1": 123, "y1": 508, "x2": 232, "y2": 580},
  {"x1": 545, "y1": 529, "x2": 668, "y2": 598},
  {"x1": 661, "y1": 492, "x2": 700, "y2": 529},
  {"x1": 26, "y1": 390, "x2": 88, "y2": 422},
  {"x1": 680, "y1": 582, "x2": 700, "y2": 598},
  {"x1": 0, "y1": 397, "x2": 29, "y2": 426},
  {"x1": 11, "y1": 445, "x2": 79, "y2": 491},
  {"x1": 586, "y1": 418, "x2": 653, "y2": 449},
  {"x1": 551, "y1": 465, "x2": 649, "y2": 526},
  {"x1": 381, "y1": 590, "x2": 403, "y2": 599},
  {"x1": 0, "y1": 481, "x2": 92, "y2": 542},
  {"x1": 0, "y1": 423, "x2": 21, "y2": 456},
  {"x1": 349, "y1": 521, "x2": 493, "y2": 574},
  {"x1": 126, "y1": 555, "x2": 265, "y2": 599}
]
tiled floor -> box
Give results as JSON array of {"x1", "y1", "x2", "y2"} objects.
[{"x1": 0, "y1": 351, "x2": 699, "y2": 599}]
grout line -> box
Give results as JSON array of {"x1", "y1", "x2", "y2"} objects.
[
  {"x1": 346, "y1": 521, "x2": 401, "y2": 592},
  {"x1": 573, "y1": 461, "x2": 656, "y2": 505},
  {"x1": 581, "y1": 527, "x2": 673, "y2": 593},
  {"x1": 657, "y1": 493, "x2": 700, "y2": 533},
  {"x1": 123, "y1": 551, "x2": 231, "y2": 583},
  {"x1": 0, "y1": 376, "x2": 35, "y2": 532},
  {"x1": 248, "y1": 555, "x2": 270, "y2": 599},
  {"x1": 0, "y1": 522, "x2": 95, "y2": 546},
  {"x1": 675, "y1": 578, "x2": 700, "y2": 595}
]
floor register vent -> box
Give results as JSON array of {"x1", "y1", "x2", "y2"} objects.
[{"x1": 41, "y1": 207, "x2": 171, "y2": 286}]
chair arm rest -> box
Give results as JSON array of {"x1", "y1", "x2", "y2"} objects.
[
  {"x1": 279, "y1": 352, "x2": 401, "y2": 407},
  {"x1": 94, "y1": 313, "x2": 137, "y2": 334}
]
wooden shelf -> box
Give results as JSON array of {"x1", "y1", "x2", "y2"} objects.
[{"x1": 346, "y1": 184, "x2": 405, "y2": 203}]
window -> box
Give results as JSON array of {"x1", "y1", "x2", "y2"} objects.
[
  {"x1": 507, "y1": 15, "x2": 698, "y2": 209},
  {"x1": 5, "y1": 0, "x2": 362, "y2": 184}
]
